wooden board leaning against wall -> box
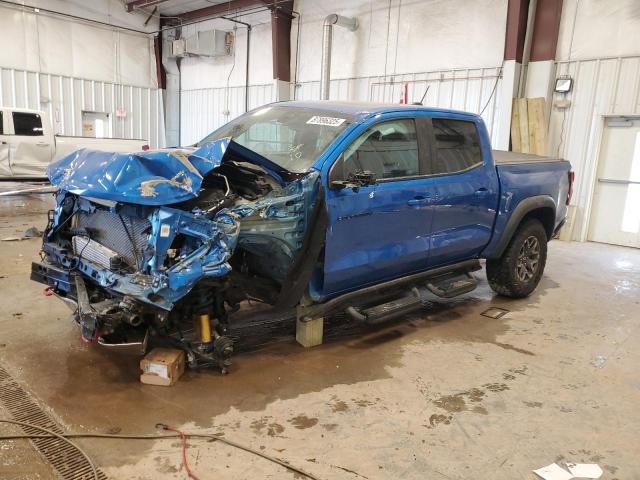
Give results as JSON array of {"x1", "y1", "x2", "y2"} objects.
[{"x1": 511, "y1": 97, "x2": 548, "y2": 156}]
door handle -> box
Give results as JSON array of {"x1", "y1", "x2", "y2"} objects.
[
  {"x1": 36, "y1": 142, "x2": 50, "y2": 147},
  {"x1": 0, "y1": 141, "x2": 6, "y2": 145},
  {"x1": 474, "y1": 188, "x2": 489, "y2": 198},
  {"x1": 407, "y1": 196, "x2": 430, "y2": 206}
]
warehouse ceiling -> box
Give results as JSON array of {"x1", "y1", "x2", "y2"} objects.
[
  {"x1": 132, "y1": 0, "x2": 230, "y2": 16},
  {"x1": 124, "y1": 0, "x2": 277, "y2": 16}
]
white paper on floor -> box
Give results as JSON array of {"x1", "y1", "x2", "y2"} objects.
[
  {"x1": 567, "y1": 463, "x2": 603, "y2": 478},
  {"x1": 533, "y1": 463, "x2": 573, "y2": 480}
]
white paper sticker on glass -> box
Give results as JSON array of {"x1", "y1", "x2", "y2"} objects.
[{"x1": 306, "y1": 116, "x2": 346, "y2": 127}]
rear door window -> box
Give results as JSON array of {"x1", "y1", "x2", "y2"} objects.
[
  {"x1": 12, "y1": 112, "x2": 44, "y2": 136},
  {"x1": 431, "y1": 118, "x2": 482, "y2": 174}
]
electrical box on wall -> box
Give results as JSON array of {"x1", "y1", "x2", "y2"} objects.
[{"x1": 171, "y1": 30, "x2": 234, "y2": 58}]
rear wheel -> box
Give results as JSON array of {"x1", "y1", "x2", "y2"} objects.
[{"x1": 486, "y1": 219, "x2": 548, "y2": 298}]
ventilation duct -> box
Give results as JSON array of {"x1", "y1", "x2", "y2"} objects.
[{"x1": 320, "y1": 14, "x2": 358, "y2": 100}]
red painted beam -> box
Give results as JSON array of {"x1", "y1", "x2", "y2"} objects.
[
  {"x1": 504, "y1": 0, "x2": 530, "y2": 62},
  {"x1": 178, "y1": 0, "x2": 264, "y2": 22},
  {"x1": 270, "y1": 0, "x2": 294, "y2": 81},
  {"x1": 530, "y1": 0, "x2": 563, "y2": 61},
  {"x1": 125, "y1": 0, "x2": 169, "y2": 13}
]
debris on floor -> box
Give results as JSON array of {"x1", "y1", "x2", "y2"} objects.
[
  {"x1": 533, "y1": 462, "x2": 604, "y2": 480},
  {"x1": 140, "y1": 347, "x2": 185, "y2": 386},
  {"x1": 533, "y1": 463, "x2": 573, "y2": 480},
  {"x1": 23, "y1": 226, "x2": 42, "y2": 238},
  {"x1": 591, "y1": 355, "x2": 607, "y2": 368},
  {"x1": 566, "y1": 463, "x2": 604, "y2": 478},
  {"x1": 480, "y1": 307, "x2": 510, "y2": 319},
  {"x1": 1, "y1": 226, "x2": 43, "y2": 242}
]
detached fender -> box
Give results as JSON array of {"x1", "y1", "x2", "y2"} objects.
[{"x1": 483, "y1": 195, "x2": 556, "y2": 259}]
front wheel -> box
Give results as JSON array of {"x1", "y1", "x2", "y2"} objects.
[{"x1": 486, "y1": 219, "x2": 548, "y2": 298}]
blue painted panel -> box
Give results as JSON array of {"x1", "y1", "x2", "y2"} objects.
[
  {"x1": 319, "y1": 110, "x2": 438, "y2": 297},
  {"x1": 426, "y1": 116, "x2": 500, "y2": 266},
  {"x1": 323, "y1": 178, "x2": 437, "y2": 295},
  {"x1": 481, "y1": 160, "x2": 571, "y2": 257}
]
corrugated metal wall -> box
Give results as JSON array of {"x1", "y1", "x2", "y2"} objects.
[
  {"x1": 180, "y1": 66, "x2": 504, "y2": 146},
  {"x1": 180, "y1": 83, "x2": 275, "y2": 145},
  {"x1": 0, "y1": 66, "x2": 165, "y2": 148},
  {"x1": 549, "y1": 55, "x2": 640, "y2": 240}
]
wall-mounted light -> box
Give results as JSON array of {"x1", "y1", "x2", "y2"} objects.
[{"x1": 554, "y1": 77, "x2": 573, "y2": 93}]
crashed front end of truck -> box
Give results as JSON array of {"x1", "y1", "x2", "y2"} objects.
[{"x1": 31, "y1": 136, "x2": 323, "y2": 372}]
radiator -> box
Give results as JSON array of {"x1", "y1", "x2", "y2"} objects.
[
  {"x1": 75, "y1": 210, "x2": 150, "y2": 268},
  {"x1": 72, "y1": 236, "x2": 122, "y2": 270}
]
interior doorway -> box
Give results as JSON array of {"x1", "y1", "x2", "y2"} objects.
[{"x1": 588, "y1": 117, "x2": 640, "y2": 248}]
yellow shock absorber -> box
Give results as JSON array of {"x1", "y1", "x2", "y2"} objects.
[{"x1": 197, "y1": 313, "x2": 212, "y2": 343}]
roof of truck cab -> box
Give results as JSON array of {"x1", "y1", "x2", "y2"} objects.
[{"x1": 274, "y1": 101, "x2": 478, "y2": 119}]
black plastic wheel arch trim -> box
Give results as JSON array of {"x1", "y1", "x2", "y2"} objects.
[{"x1": 488, "y1": 195, "x2": 556, "y2": 260}]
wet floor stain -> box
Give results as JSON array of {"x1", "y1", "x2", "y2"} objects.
[
  {"x1": 328, "y1": 396, "x2": 349, "y2": 413},
  {"x1": 427, "y1": 365, "x2": 529, "y2": 426},
  {"x1": 427, "y1": 413, "x2": 452, "y2": 428},
  {"x1": 353, "y1": 397, "x2": 376, "y2": 407},
  {"x1": 250, "y1": 416, "x2": 285, "y2": 437},
  {"x1": 288, "y1": 414, "x2": 319, "y2": 430}
]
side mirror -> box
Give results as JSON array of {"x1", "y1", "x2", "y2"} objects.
[
  {"x1": 329, "y1": 154, "x2": 377, "y2": 192},
  {"x1": 330, "y1": 170, "x2": 377, "y2": 193}
]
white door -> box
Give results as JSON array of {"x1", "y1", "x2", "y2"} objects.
[
  {"x1": 8, "y1": 111, "x2": 53, "y2": 177},
  {"x1": 588, "y1": 117, "x2": 640, "y2": 248}
]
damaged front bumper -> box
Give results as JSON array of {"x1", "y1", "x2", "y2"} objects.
[
  {"x1": 32, "y1": 138, "x2": 321, "y2": 370},
  {"x1": 37, "y1": 194, "x2": 240, "y2": 311}
]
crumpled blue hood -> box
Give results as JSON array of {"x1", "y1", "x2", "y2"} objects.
[{"x1": 47, "y1": 138, "x2": 288, "y2": 206}]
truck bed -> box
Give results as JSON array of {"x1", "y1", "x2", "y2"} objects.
[
  {"x1": 492, "y1": 150, "x2": 563, "y2": 165},
  {"x1": 480, "y1": 151, "x2": 572, "y2": 258}
]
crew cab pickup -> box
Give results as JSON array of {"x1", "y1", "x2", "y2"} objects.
[
  {"x1": 0, "y1": 107, "x2": 148, "y2": 178},
  {"x1": 31, "y1": 101, "x2": 573, "y2": 371}
]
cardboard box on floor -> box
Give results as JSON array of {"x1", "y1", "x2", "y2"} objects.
[{"x1": 140, "y1": 348, "x2": 185, "y2": 386}]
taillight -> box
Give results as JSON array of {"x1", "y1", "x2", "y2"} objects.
[
  {"x1": 142, "y1": 144, "x2": 150, "y2": 151},
  {"x1": 566, "y1": 171, "x2": 575, "y2": 206}
]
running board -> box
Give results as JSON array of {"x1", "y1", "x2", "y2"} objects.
[
  {"x1": 426, "y1": 272, "x2": 479, "y2": 298},
  {"x1": 344, "y1": 272, "x2": 479, "y2": 325},
  {"x1": 345, "y1": 287, "x2": 431, "y2": 325},
  {"x1": 300, "y1": 259, "x2": 482, "y2": 320}
]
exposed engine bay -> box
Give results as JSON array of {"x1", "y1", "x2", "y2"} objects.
[{"x1": 33, "y1": 138, "x2": 324, "y2": 372}]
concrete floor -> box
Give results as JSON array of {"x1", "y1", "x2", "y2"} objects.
[{"x1": 0, "y1": 188, "x2": 639, "y2": 480}]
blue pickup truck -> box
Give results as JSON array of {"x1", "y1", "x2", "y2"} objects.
[{"x1": 32, "y1": 101, "x2": 573, "y2": 370}]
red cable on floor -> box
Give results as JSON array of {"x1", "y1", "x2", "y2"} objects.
[{"x1": 158, "y1": 424, "x2": 201, "y2": 480}]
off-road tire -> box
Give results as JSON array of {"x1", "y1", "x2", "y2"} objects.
[{"x1": 486, "y1": 219, "x2": 548, "y2": 298}]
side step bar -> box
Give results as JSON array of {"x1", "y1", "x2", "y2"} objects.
[
  {"x1": 345, "y1": 287, "x2": 432, "y2": 325},
  {"x1": 426, "y1": 272, "x2": 479, "y2": 298},
  {"x1": 345, "y1": 271, "x2": 479, "y2": 325},
  {"x1": 300, "y1": 259, "x2": 481, "y2": 320}
]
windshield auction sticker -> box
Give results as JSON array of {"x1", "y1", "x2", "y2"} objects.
[{"x1": 306, "y1": 116, "x2": 346, "y2": 127}]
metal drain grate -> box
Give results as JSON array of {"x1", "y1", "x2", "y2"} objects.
[{"x1": 0, "y1": 365, "x2": 108, "y2": 480}]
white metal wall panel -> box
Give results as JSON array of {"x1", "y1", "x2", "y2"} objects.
[
  {"x1": 294, "y1": 66, "x2": 505, "y2": 144},
  {"x1": 0, "y1": 66, "x2": 165, "y2": 148},
  {"x1": 549, "y1": 55, "x2": 640, "y2": 241},
  {"x1": 180, "y1": 67, "x2": 503, "y2": 147},
  {"x1": 180, "y1": 83, "x2": 275, "y2": 145}
]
